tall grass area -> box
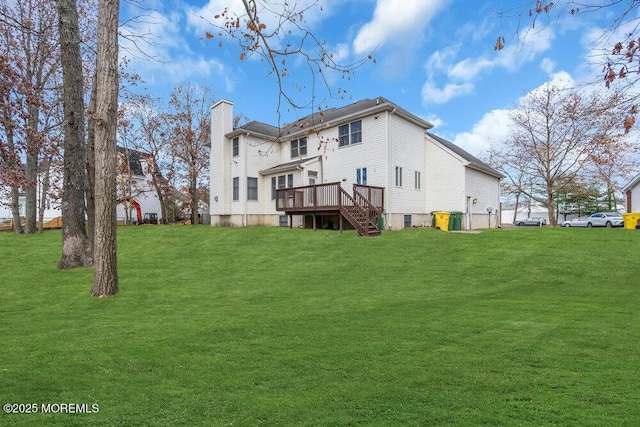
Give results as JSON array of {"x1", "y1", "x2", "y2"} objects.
[{"x1": 1, "y1": 226, "x2": 639, "y2": 426}]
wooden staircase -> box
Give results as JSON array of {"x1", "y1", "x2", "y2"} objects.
[
  {"x1": 339, "y1": 188, "x2": 382, "y2": 237},
  {"x1": 275, "y1": 182, "x2": 384, "y2": 237}
]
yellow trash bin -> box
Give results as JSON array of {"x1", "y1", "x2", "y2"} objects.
[
  {"x1": 622, "y1": 212, "x2": 640, "y2": 230},
  {"x1": 434, "y1": 211, "x2": 451, "y2": 231}
]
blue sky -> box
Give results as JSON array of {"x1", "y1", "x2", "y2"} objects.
[{"x1": 119, "y1": 0, "x2": 627, "y2": 157}]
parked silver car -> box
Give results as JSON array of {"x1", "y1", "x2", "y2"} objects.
[
  {"x1": 561, "y1": 212, "x2": 624, "y2": 228},
  {"x1": 515, "y1": 217, "x2": 547, "y2": 226}
]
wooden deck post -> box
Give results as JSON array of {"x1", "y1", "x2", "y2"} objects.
[
  {"x1": 289, "y1": 214, "x2": 293, "y2": 229},
  {"x1": 313, "y1": 213, "x2": 316, "y2": 231},
  {"x1": 339, "y1": 214, "x2": 343, "y2": 234}
]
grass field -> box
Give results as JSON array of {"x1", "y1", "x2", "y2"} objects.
[{"x1": 1, "y1": 226, "x2": 639, "y2": 426}]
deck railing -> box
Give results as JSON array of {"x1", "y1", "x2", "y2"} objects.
[
  {"x1": 275, "y1": 182, "x2": 384, "y2": 236},
  {"x1": 275, "y1": 182, "x2": 342, "y2": 212}
]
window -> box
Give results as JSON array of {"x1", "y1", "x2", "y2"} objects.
[
  {"x1": 415, "y1": 171, "x2": 421, "y2": 190},
  {"x1": 395, "y1": 166, "x2": 403, "y2": 187},
  {"x1": 308, "y1": 170, "x2": 318, "y2": 185},
  {"x1": 271, "y1": 177, "x2": 277, "y2": 200},
  {"x1": 247, "y1": 177, "x2": 258, "y2": 201},
  {"x1": 232, "y1": 177, "x2": 239, "y2": 201},
  {"x1": 356, "y1": 167, "x2": 367, "y2": 185},
  {"x1": 338, "y1": 120, "x2": 362, "y2": 147},
  {"x1": 290, "y1": 137, "x2": 307, "y2": 158},
  {"x1": 404, "y1": 215, "x2": 412, "y2": 228},
  {"x1": 279, "y1": 215, "x2": 289, "y2": 227},
  {"x1": 232, "y1": 137, "x2": 239, "y2": 157},
  {"x1": 272, "y1": 174, "x2": 294, "y2": 200}
]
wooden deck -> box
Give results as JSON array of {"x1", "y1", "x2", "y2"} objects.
[{"x1": 275, "y1": 183, "x2": 384, "y2": 236}]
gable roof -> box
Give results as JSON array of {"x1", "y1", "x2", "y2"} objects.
[
  {"x1": 117, "y1": 146, "x2": 145, "y2": 176},
  {"x1": 427, "y1": 133, "x2": 504, "y2": 179},
  {"x1": 259, "y1": 156, "x2": 321, "y2": 175},
  {"x1": 622, "y1": 172, "x2": 640, "y2": 192},
  {"x1": 229, "y1": 97, "x2": 434, "y2": 140}
]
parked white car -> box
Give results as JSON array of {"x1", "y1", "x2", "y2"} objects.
[{"x1": 561, "y1": 212, "x2": 624, "y2": 228}]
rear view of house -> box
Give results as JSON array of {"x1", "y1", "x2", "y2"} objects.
[{"x1": 209, "y1": 97, "x2": 502, "y2": 231}]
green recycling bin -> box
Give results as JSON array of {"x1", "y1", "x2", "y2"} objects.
[{"x1": 448, "y1": 211, "x2": 463, "y2": 231}]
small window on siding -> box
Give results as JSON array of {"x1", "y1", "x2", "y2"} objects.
[
  {"x1": 247, "y1": 177, "x2": 258, "y2": 201},
  {"x1": 271, "y1": 177, "x2": 277, "y2": 200},
  {"x1": 395, "y1": 167, "x2": 403, "y2": 187},
  {"x1": 415, "y1": 171, "x2": 421, "y2": 190},
  {"x1": 232, "y1": 137, "x2": 239, "y2": 157},
  {"x1": 232, "y1": 177, "x2": 239, "y2": 201},
  {"x1": 356, "y1": 167, "x2": 367, "y2": 185}
]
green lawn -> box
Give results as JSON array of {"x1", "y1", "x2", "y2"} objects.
[{"x1": 1, "y1": 226, "x2": 639, "y2": 426}]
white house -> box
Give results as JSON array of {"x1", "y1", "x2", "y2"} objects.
[
  {"x1": 116, "y1": 147, "x2": 163, "y2": 224},
  {"x1": 208, "y1": 97, "x2": 503, "y2": 233},
  {"x1": 622, "y1": 172, "x2": 640, "y2": 212},
  {"x1": 1, "y1": 147, "x2": 163, "y2": 226}
]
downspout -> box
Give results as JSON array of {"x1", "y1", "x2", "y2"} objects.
[
  {"x1": 386, "y1": 108, "x2": 396, "y2": 229},
  {"x1": 242, "y1": 134, "x2": 247, "y2": 227},
  {"x1": 466, "y1": 196, "x2": 471, "y2": 230}
]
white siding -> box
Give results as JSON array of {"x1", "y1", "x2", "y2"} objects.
[
  {"x1": 388, "y1": 113, "x2": 427, "y2": 214},
  {"x1": 312, "y1": 114, "x2": 388, "y2": 191},
  {"x1": 424, "y1": 137, "x2": 465, "y2": 212},
  {"x1": 210, "y1": 100, "x2": 234, "y2": 216},
  {"x1": 466, "y1": 168, "x2": 500, "y2": 213},
  {"x1": 465, "y1": 167, "x2": 501, "y2": 228},
  {"x1": 630, "y1": 185, "x2": 640, "y2": 212}
]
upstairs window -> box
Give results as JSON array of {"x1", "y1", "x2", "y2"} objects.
[
  {"x1": 232, "y1": 137, "x2": 239, "y2": 157},
  {"x1": 339, "y1": 120, "x2": 362, "y2": 147},
  {"x1": 290, "y1": 137, "x2": 308, "y2": 158}
]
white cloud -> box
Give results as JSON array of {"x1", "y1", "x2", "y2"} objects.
[
  {"x1": 353, "y1": 0, "x2": 449, "y2": 55},
  {"x1": 422, "y1": 81, "x2": 474, "y2": 104},
  {"x1": 451, "y1": 70, "x2": 576, "y2": 157},
  {"x1": 453, "y1": 109, "x2": 512, "y2": 156},
  {"x1": 540, "y1": 58, "x2": 556, "y2": 74},
  {"x1": 119, "y1": 7, "x2": 236, "y2": 93}
]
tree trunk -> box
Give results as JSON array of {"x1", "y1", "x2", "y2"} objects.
[
  {"x1": 91, "y1": 0, "x2": 119, "y2": 297},
  {"x1": 3, "y1": 119, "x2": 23, "y2": 234},
  {"x1": 86, "y1": 78, "x2": 97, "y2": 258},
  {"x1": 38, "y1": 155, "x2": 51, "y2": 233},
  {"x1": 56, "y1": 0, "x2": 92, "y2": 269},
  {"x1": 190, "y1": 177, "x2": 198, "y2": 225},
  {"x1": 10, "y1": 187, "x2": 23, "y2": 234},
  {"x1": 24, "y1": 151, "x2": 38, "y2": 233}
]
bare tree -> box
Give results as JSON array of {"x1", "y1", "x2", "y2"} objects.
[
  {"x1": 198, "y1": 0, "x2": 373, "y2": 125},
  {"x1": 166, "y1": 83, "x2": 212, "y2": 225},
  {"x1": 496, "y1": 1, "x2": 640, "y2": 129},
  {"x1": 492, "y1": 84, "x2": 626, "y2": 225},
  {"x1": 56, "y1": 0, "x2": 92, "y2": 268},
  {"x1": 91, "y1": 0, "x2": 119, "y2": 297}
]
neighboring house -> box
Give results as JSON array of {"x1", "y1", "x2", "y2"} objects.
[
  {"x1": 622, "y1": 172, "x2": 640, "y2": 212},
  {"x1": 209, "y1": 97, "x2": 503, "y2": 232},
  {"x1": 2, "y1": 147, "x2": 163, "y2": 224},
  {"x1": 116, "y1": 147, "x2": 163, "y2": 224}
]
